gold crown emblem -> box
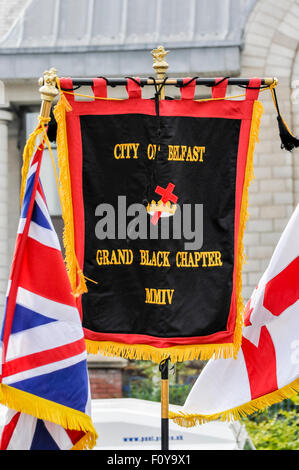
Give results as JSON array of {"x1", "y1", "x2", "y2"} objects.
[{"x1": 146, "y1": 199, "x2": 177, "y2": 217}]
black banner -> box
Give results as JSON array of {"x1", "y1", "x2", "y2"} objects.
[{"x1": 56, "y1": 76, "x2": 263, "y2": 362}]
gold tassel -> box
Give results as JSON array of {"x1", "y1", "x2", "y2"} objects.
[
  {"x1": 53, "y1": 84, "x2": 87, "y2": 296},
  {"x1": 20, "y1": 116, "x2": 51, "y2": 206},
  {"x1": 20, "y1": 105, "x2": 87, "y2": 298}
]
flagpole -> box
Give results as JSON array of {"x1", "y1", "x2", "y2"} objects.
[
  {"x1": 151, "y1": 45, "x2": 171, "y2": 451},
  {"x1": 67, "y1": 77, "x2": 277, "y2": 87},
  {"x1": 159, "y1": 357, "x2": 170, "y2": 450}
]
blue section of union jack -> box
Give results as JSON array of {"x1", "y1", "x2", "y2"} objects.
[{"x1": 0, "y1": 143, "x2": 96, "y2": 450}]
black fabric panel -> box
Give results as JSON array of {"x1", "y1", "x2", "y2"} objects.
[{"x1": 80, "y1": 113, "x2": 241, "y2": 338}]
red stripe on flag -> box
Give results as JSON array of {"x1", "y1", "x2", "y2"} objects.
[
  {"x1": 263, "y1": 256, "x2": 299, "y2": 316},
  {"x1": 37, "y1": 182, "x2": 47, "y2": 206},
  {"x1": 0, "y1": 412, "x2": 20, "y2": 450},
  {"x1": 244, "y1": 298, "x2": 253, "y2": 326},
  {"x1": 242, "y1": 326, "x2": 278, "y2": 400},
  {"x1": 18, "y1": 237, "x2": 76, "y2": 307},
  {"x1": 32, "y1": 139, "x2": 44, "y2": 164},
  {"x1": 66, "y1": 429, "x2": 86, "y2": 447},
  {"x1": 2, "y1": 337, "x2": 86, "y2": 378}
]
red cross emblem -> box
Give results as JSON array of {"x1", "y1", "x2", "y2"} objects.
[{"x1": 151, "y1": 183, "x2": 178, "y2": 225}]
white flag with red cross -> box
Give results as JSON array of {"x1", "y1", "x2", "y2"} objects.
[{"x1": 170, "y1": 204, "x2": 299, "y2": 426}]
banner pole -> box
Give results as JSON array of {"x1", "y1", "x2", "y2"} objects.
[
  {"x1": 159, "y1": 358, "x2": 170, "y2": 450},
  {"x1": 151, "y1": 45, "x2": 170, "y2": 451},
  {"x1": 68, "y1": 77, "x2": 277, "y2": 87}
]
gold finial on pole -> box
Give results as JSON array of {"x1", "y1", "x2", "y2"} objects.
[
  {"x1": 38, "y1": 68, "x2": 59, "y2": 119},
  {"x1": 151, "y1": 45, "x2": 169, "y2": 100}
]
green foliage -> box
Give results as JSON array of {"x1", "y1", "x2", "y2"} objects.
[
  {"x1": 244, "y1": 397, "x2": 299, "y2": 450},
  {"x1": 129, "y1": 379, "x2": 160, "y2": 402},
  {"x1": 169, "y1": 384, "x2": 191, "y2": 406},
  {"x1": 130, "y1": 360, "x2": 159, "y2": 380},
  {"x1": 124, "y1": 377, "x2": 192, "y2": 405},
  {"x1": 123, "y1": 359, "x2": 203, "y2": 405}
]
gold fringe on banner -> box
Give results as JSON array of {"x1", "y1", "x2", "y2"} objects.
[
  {"x1": 169, "y1": 377, "x2": 299, "y2": 426},
  {"x1": 232, "y1": 99, "x2": 264, "y2": 358},
  {"x1": 0, "y1": 384, "x2": 97, "y2": 450},
  {"x1": 86, "y1": 339, "x2": 237, "y2": 364},
  {"x1": 54, "y1": 81, "x2": 87, "y2": 297}
]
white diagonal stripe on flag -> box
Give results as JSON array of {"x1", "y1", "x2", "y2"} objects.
[
  {"x1": 6, "y1": 413, "x2": 37, "y2": 450},
  {"x1": 18, "y1": 219, "x2": 60, "y2": 251},
  {"x1": 6, "y1": 321, "x2": 84, "y2": 362},
  {"x1": 35, "y1": 190, "x2": 56, "y2": 231},
  {"x1": 44, "y1": 421, "x2": 73, "y2": 449},
  {"x1": 16, "y1": 287, "x2": 80, "y2": 324}
]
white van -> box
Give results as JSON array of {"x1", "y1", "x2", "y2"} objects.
[
  {"x1": 91, "y1": 398, "x2": 254, "y2": 450},
  {"x1": 0, "y1": 398, "x2": 254, "y2": 450}
]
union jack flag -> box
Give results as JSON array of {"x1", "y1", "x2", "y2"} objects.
[{"x1": 0, "y1": 142, "x2": 97, "y2": 450}]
